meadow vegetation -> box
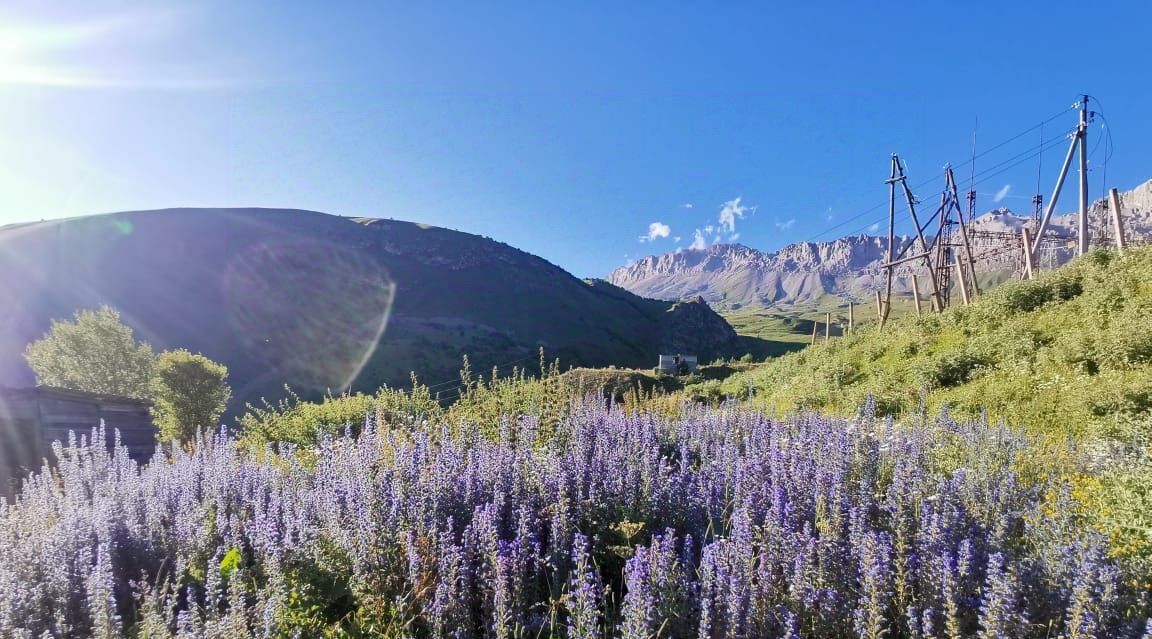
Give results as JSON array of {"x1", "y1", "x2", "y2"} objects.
[
  {"x1": 23, "y1": 306, "x2": 232, "y2": 444},
  {"x1": 719, "y1": 247, "x2": 1152, "y2": 579},
  {"x1": 3, "y1": 249, "x2": 1152, "y2": 637},
  {"x1": 2, "y1": 399, "x2": 1149, "y2": 637},
  {"x1": 726, "y1": 248, "x2": 1152, "y2": 434}
]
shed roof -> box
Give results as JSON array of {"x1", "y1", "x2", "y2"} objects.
[{"x1": 0, "y1": 385, "x2": 153, "y2": 406}]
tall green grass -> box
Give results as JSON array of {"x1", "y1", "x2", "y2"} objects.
[{"x1": 723, "y1": 248, "x2": 1152, "y2": 437}]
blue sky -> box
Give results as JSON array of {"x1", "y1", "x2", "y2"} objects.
[{"x1": 0, "y1": 1, "x2": 1148, "y2": 277}]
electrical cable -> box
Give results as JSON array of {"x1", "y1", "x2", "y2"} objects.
[
  {"x1": 1035, "y1": 121, "x2": 1044, "y2": 199},
  {"x1": 1086, "y1": 95, "x2": 1115, "y2": 202},
  {"x1": 831, "y1": 132, "x2": 1071, "y2": 241},
  {"x1": 807, "y1": 105, "x2": 1073, "y2": 242}
]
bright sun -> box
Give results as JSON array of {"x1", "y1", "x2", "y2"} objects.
[{"x1": 0, "y1": 21, "x2": 78, "y2": 87}]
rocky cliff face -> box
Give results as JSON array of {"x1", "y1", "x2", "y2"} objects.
[
  {"x1": 609, "y1": 235, "x2": 905, "y2": 307},
  {"x1": 656, "y1": 296, "x2": 739, "y2": 357},
  {"x1": 581, "y1": 280, "x2": 740, "y2": 361},
  {"x1": 610, "y1": 180, "x2": 1152, "y2": 308}
]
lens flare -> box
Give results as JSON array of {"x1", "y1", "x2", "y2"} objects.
[
  {"x1": 222, "y1": 239, "x2": 394, "y2": 395},
  {"x1": 110, "y1": 218, "x2": 133, "y2": 235}
]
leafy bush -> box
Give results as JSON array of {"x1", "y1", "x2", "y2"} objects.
[
  {"x1": 2, "y1": 401, "x2": 1149, "y2": 637},
  {"x1": 239, "y1": 381, "x2": 442, "y2": 449},
  {"x1": 918, "y1": 349, "x2": 993, "y2": 389},
  {"x1": 24, "y1": 307, "x2": 235, "y2": 445},
  {"x1": 23, "y1": 305, "x2": 156, "y2": 399},
  {"x1": 151, "y1": 349, "x2": 232, "y2": 443}
]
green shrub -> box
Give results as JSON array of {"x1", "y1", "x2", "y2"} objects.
[
  {"x1": 23, "y1": 306, "x2": 157, "y2": 399},
  {"x1": 151, "y1": 349, "x2": 232, "y2": 443},
  {"x1": 919, "y1": 350, "x2": 993, "y2": 388},
  {"x1": 995, "y1": 274, "x2": 1082, "y2": 314},
  {"x1": 240, "y1": 382, "x2": 442, "y2": 449}
]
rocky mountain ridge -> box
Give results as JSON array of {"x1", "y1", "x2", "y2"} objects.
[{"x1": 610, "y1": 179, "x2": 1152, "y2": 308}]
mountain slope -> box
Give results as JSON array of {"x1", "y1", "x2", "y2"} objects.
[
  {"x1": 610, "y1": 179, "x2": 1152, "y2": 308},
  {"x1": 717, "y1": 246, "x2": 1152, "y2": 434},
  {"x1": 0, "y1": 208, "x2": 738, "y2": 413}
]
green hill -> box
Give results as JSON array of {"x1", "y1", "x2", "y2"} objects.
[
  {"x1": 0, "y1": 208, "x2": 740, "y2": 414},
  {"x1": 722, "y1": 247, "x2": 1152, "y2": 437}
]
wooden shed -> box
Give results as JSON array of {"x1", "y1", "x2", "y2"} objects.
[
  {"x1": 0, "y1": 386, "x2": 156, "y2": 499},
  {"x1": 657, "y1": 354, "x2": 698, "y2": 376}
]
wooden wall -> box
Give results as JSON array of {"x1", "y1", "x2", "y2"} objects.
[{"x1": 1, "y1": 387, "x2": 156, "y2": 500}]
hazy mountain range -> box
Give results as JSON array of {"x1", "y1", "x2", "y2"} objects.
[{"x1": 609, "y1": 179, "x2": 1152, "y2": 308}]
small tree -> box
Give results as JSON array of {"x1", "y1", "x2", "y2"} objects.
[
  {"x1": 24, "y1": 306, "x2": 156, "y2": 399},
  {"x1": 151, "y1": 349, "x2": 232, "y2": 443}
]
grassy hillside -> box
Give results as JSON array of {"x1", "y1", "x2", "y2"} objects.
[
  {"x1": 720, "y1": 247, "x2": 1152, "y2": 436},
  {"x1": 719, "y1": 296, "x2": 916, "y2": 360},
  {"x1": 0, "y1": 209, "x2": 739, "y2": 414},
  {"x1": 720, "y1": 306, "x2": 814, "y2": 349}
]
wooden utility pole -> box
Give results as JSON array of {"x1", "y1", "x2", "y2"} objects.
[
  {"x1": 1021, "y1": 227, "x2": 1036, "y2": 279},
  {"x1": 1078, "y1": 96, "x2": 1090, "y2": 256},
  {"x1": 882, "y1": 156, "x2": 897, "y2": 328},
  {"x1": 1109, "y1": 188, "x2": 1127, "y2": 251},
  {"x1": 810, "y1": 319, "x2": 818, "y2": 345},
  {"x1": 1033, "y1": 96, "x2": 1091, "y2": 260},
  {"x1": 954, "y1": 259, "x2": 971, "y2": 305},
  {"x1": 900, "y1": 177, "x2": 944, "y2": 312},
  {"x1": 882, "y1": 154, "x2": 944, "y2": 317},
  {"x1": 848, "y1": 302, "x2": 855, "y2": 335},
  {"x1": 875, "y1": 291, "x2": 883, "y2": 324},
  {"x1": 946, "y1": 168, "x2": 981, "y2": 296},
  {"x1": 825, "y1": 312, "x2": 831, "y2": 341},
  {"x1": 910, "y1": 276, "x2": 922, "y2": 317}
]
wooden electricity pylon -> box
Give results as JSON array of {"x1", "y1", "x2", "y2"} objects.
[
  {"x1": 880, "y1": 154, "x2": 944, "y2": 328},
  {"x1": 941, "y1": 167, "x2": 981, "y2": 299},
  {"x1": 879, "y1": 157, "x2": 988, "y2": 324}
]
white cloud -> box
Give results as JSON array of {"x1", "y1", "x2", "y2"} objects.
[
  {"x1": 682, "y1": 203, "x2": 694, "y2": 209},
  {"x1": 868, "y1": 223, "x2": 881, "y2": 233},
  {"x1": 682, "y1": 196, "x2": 759, "y2": 249},
  {"x1": 775, "y1": 219, "x2": 796, "y2": 230},
  {"x1": 993, "y1": 184, "x2": 1012, "y2": 203},
  {"x1": 639, "y1": 221, "x2": 671, "y2": 242},
  {"x1": 673, "y1": 236, "x2": 681, "y2": 243},
  {"x1": 826, "y1": 208, "x2": 835, "y2": 221},
  {"x1": 718, "y1": 197, "x2": 755, "y2": 234}
]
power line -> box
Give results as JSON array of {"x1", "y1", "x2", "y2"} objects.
[
  {"x1": 1086, "y1": 94, "x2": 1115, "y2": 202},
  {"x1": 969, "y1": 130, "x2": 1073, "y2": 185},
  {"x1": 835, "y1": 131, "x2": 1072, "y2": 240},
  {"x1": 808, "y1": 105, "x2": 1074, "y2": 242}
]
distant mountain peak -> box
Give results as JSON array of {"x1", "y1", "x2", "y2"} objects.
[{"x1": 610, "y1": 179, "x2": 1152, "y2": 308}]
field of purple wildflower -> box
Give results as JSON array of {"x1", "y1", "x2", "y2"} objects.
[{"x1": 1, "y1": 399, "x2": 1149, "y2": 638}]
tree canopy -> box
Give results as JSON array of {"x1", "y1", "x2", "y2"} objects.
[
  {"x1": 151, "y1": 349, "x2": 231, "y2": 443},
  {"x1": 23, "y1": 306, "x2": 156, "y2": 399}
]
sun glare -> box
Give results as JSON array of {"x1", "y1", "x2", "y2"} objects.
[
  {"x1": 0, "y1": 8, "x2": 210, "y2": 89},
  {"x1": 0, "y1": 19, "x2": 96, "y2": 87}
]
